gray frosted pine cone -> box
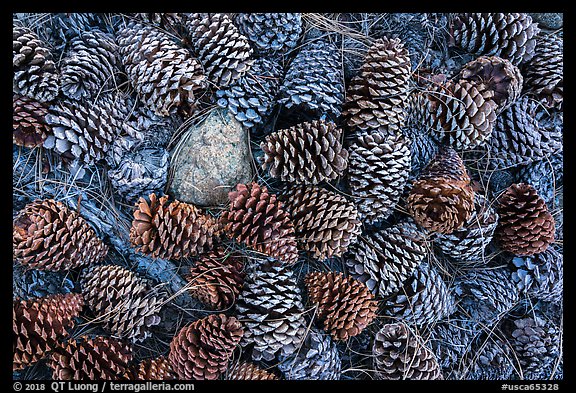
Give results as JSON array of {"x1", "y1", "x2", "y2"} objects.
[
  {"x1": 511, "y1": 247, "x2": 563, "y2": 302},
  {"x1": 234, "y1": 13, "x2": 302, "y2": 54},
  {"x1": 463, "y1": 334, "x2": 515, "y2": 380},
  {"x1": 516, "y1": 157, "x2": 562, "y2": 206}
]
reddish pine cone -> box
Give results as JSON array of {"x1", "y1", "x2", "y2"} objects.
[
  {"x1": 13, "y1": 94, "x2": 50, "y2": 147},
  {"x1": 226, "y1": 361, "x2": 279, "y2": 380},
  {"x1": 305, "y1": 271, "x2": 378, "y2": 341},
  {"x1": 495, "y1": 183, "x2": 555, "y2": 256},
  {"x1": 13, "y1": 293, "x2": 84, "y2": 371},
  {"x1": 13, "y1": 199, "x2": 108, "y2": 271},
  {"x1": 220, "y1": 182, "x2": 298, "y2": 264},
  {"x1": 168, "y1": 314, "x2": 243, "y2": 380},
  {"x1": 124, "y1": 357, "x2": 176, "y2": 380},
  {"x1": 130, "y1": 193, "x2": 221, "y2": 260}
]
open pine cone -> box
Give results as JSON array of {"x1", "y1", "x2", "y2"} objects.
[
  {"x1": 234, "y1": 13, "x2": 302, "y2": 54},
  {"x1": 13, "y1": 94, "x2": 50, "y2": 148},
  {"x1": 511, "y1": 246, "x2": 563, "y2": 302},
  {"x1": 226, "y1": 361, "x2": 279, "y2": 380},
  {"x1": 124, "y1": 356, "x2": 176, "y2": 380}
]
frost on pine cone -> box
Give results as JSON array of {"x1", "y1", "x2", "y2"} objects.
[
  {"x1": 13, "y1": 94, "x2": 50, "y2": 148},
  {"x1": 511, "y1": 246, "x2": 563, "y2": 302},
  {"x1": 516, "y1": 156, "x2": 563, "y2": 206},
  {"x1": 234, "y1": 13, "x2": 302, "y2": 54},
  {"x1": 124, "y1": 356, "x2": 175, "y2": 380},
  {"x1": 279, "y1": 185, "x2": 361, "y2": 260},
  {"x1": 220, "y1": 182, "x2": 298, "y2": 265},
  {"x1": 168, "y1": 314, "x2": 243, "y2": 380},
  {"x1": 450, "y1": 13, "x2": 539, "y2": 65},
  {"x1": 260, "y1": 119, "x2": 348, "y2": 184},
  {"x1": 235, "y1": 260, "x2": 307, "y2": 361},
  {"x1": 463, "y1": 334, "x2": 515, "y2": 380},
  {"x1": 342, "y1": 36, "x2": 411, "y2": 135},
  {"x1": 13, "y1": 24, "x2": 59, "y2": 102},
  {"x1": 13, "y1": 199, "x2": 108, "y2": 271},
  {"x1": 226, "y1": 361, "x2": 279, "y2": 380},
  {"x1": 372, "y1": 322, "x2": 443, "y2": 380},
  {"x1": 13, "y1": 293, "x2": 84, "y2": 371},
  {"x1": 80, "y1": 264, "x2": 166, "y2": 342},
  {"x1": 130, "y1": 193, "x2": 221, "y2": 260},
  {"x1": 305, "y1": 271, "x2": 378, "y2": 341},
  {"x1": 347, "y1": 131, "x2": 411, "y2": 224},
  {"x1": 345, "y1": 221, "x2": 428, "y2": 298},
  {"x1": 495, "y1": 183, "x2": 555, "y2": 256},
  {"x1": 427, "y1": 314, "x2": 478, "y2": 371}
]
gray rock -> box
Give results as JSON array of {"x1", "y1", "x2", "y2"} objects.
[
  {"x1": 529, "y1": 13, "x2": 563, "y2": 29},
  {"x1": 167, "y1": 109, "x2": 254, "y2": 207}
]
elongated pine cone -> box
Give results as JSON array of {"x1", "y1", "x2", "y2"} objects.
[
  {"x1": 168, "y1": 314, "x2": 243, "y2": 380},
  {"x1": 235, "y1": 13, "x2": 302, "y2": 54},
  {"x1": 511, "y1": 247, "x2": 563, "y2": 302},
  {"x1": 226, "y1": 362, "x2": 279, "y2": 380},
  {"x1": 342, "y1": 36, "x2": 411, "y2": 135},
  {"x1": 305, "y1": 271, "x2": 378, "y2": 341},
  {"x1": 13, "y1": 94, "x2": 50, "y2": 147},
  {"x1": 48, "y1": 336, "x2": 132, "y2": 380},
  {"x1": 495, "y1": 183, "x2": 555, "y2": 256},
  {"x1": 13, "y1": 199, "x2": 108, "y2": 271},
  {"x1": 279, "y1": 185, "x2": 361, "y2": 260},
  {"x1": 220, "y1": 182, "x2": 298, "y2": 264},
  {"x1": 130, "y1": 193, "x2": 221, "y2": 260},
  {"x1": 406, "y1": 147, "x2": 475, "y2": 234},
  {"x1": 373, "y1": 322, "x2": 443, "y2": 380},
  {"x1": 348, "y1": 131, "x2": 411, "y2": 224},
  {"x1": 13, "y1": 293, "x2": 84, "y2": 371},
  {"x1": 124, "y1": 357, "x2": 176, "y2": 380},
  {"x1": 260, "y1": 120, "x2": 348, "y2": 184}
]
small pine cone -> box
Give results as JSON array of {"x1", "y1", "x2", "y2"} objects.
[
  {"x1": 406, "y1": 147, "x2": 475, "y2": 234},
  {"x1": 348, "y1": 131, "x2": 411, "y2": 224},
  {"x1": 13, "y1": 293, "x2": 84, "y2": 371},
  {"x1": 383, "y1": 263, "x2": 455, "y2": 326},
  {"x1": 216, "y1": 57, "x2": 282, "y2": 129},
  {"x1": 185, "y1": 247, "x2": 245, "y2": 310},
  {"x1": 13, "y1": 94, "x2": 50, "y2": 147},
  {"x1": 260, "y1": 120, "x2": 348, "y2": 184},
  {"x1": 464, "y1": 335, "x2": 515, "y2": 380},
  {"x1": 424, "y1": 79, "x2": 497, "y2": 149},
  {"x1": 116, "y1": 20, "x2": 207, "y2": 116},
  {"x1": 345, "y1": 221, "x2": 428, "y2": 298},
  {"x1": 168, "y1": 314, "x2": 244, "y2": 380},
  {"x1": 183, "y1": 13, "x2": 254, "y2": 87},
  {"x1": 13, "y1": 24, "x2": 59, "y2": 102},
  {"x1": 236, "y1": 260, "x2": 307, "y2": 361},
  {"x1": 226, "y1": 361, "x2": 279, "y2": 380},
  {"x1": 428, "y1": 314, "x2": 478, "y2": 370},
  {"x1": 13, "y1": 199, "x2": 108, "y2": 271},
  {"x1": 511, "y1": 247, "x2": 563, "y2": 302},
  {"x1": 124, "y1": 357, "x2": 176, "y2": 380},
  {"x1": 234, "y1": 13, "x2": 302, "y2": 54},
  {"x1": 342, "y1": 36, "x2": 411, "y2": 135},
  {"x1": 48, "y1": 336, "x2": 132, "y2": 380},
  {"x1": 450, "y1": 13, "x2": 539, "y2": 65},
  {"x1": 495, "y1": 183, "x2": 555, "y2": 256},
  {"x1": 305, "y1": 271, "x2": 378, "y2": 341},
  {"x1": 373, "y1": 322, "x2": 443, "y2": 380},
  {"x1": 130, "y1": 193, "x2": 221, "y2": 260},
  {"x1": 277, "y1": 40, "x2": 344, "y2": 119},
  {"x1": 458, "y1": 55, "x2": 523, "y2": 113},
  {"x1": 80, "y1": 264, "x2": 166, "y2": 342},
  {"x1": 220, "y1": 182, "x2": 298, "y2": 264}
]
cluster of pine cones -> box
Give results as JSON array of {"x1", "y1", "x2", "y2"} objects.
[{"x1": 13, "y1": 13, "x2": 562, "y2": 381}]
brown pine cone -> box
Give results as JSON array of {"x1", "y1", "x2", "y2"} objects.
[
  {"x1": 495, "y1": 183, "x2": 555, "y2": 256},
  {"x1": 13, "y1": 94, "x2": 50, "y2": 147},
  {"x1": 305, "y1": 271, "x2": 378, "y2": 341},
  {"x1": 13, "y1": 199, "x2": 108, "y2": 271},
  {"x1": 220, "y1": 182, "x2": 298, "y2": 264},
  {"x1": 124, "y1": 356, "x2": 176, "y2": 380},
  {"x1": 260, "y1": 120, "x2": 348, "y2": 184},
  {"x1": 130, "y1": 193, "x2": 221, "y2": 260},
  {"x1": 168, "y1": 314, "x2": 243, "y2": 380},
  {"x1": 13, "y1": 293, "x2": 84, "y2": 371},
  {"x1": 226, "y1": 361, "x2": 279, "y2": 380}
]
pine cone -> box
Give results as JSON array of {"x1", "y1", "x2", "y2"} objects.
[
  {"x1": 216, "y1": 57, "x2": 282, "y2": 129},
  {"x1": 495, "y1": 183, "x2": 555, "y2": 256},
  {"x1": 428, "y1": 314, "x2": 478, "y2": 371},
  {"x1": 13, "y1": 199, "x2": 108, "y2": 271},
  {"x1": 450, "y1": 13, "x2": 539, "y2": 65},
  {"x1": 260, "y1": 120, "x2": 348, "y2": 184},
  {"x1": 234, "y1": 13, "x2": 302, "y2": 54},
  {"x1": 185, "y1": 247, "x2": 245, "y2": 310},
  {"x1": 13, "y1": 293, "x2": 84, "y2": 371},
  {"x1": 13, "y1": 24, "x2": 59, "y2": 102},
  {"x1": 116, "y1": 20, "x2": 206, "y2": 116},
  {"x1": 406, "y1": 146, "x2": 476, "y2": 234},
  {"x1": 183, "y1": 13, "x2": 253, "y2": 87},
  {"x1": 511, "y1": 247, "x2": 563, "y2": 302},
  {"x1": 279, "y1": 185, "x2": 361, "y2": 260},
  {"x1": 463, "y1": 334, "x2": 515, "y2": 380},
  {"x1": 348, "y1": 131, "x2": 411, "y2": 224},
  {"x1": 124, "y1": 357, "x2": 176, "y2": 380},
  {"x1": 235, "y1": 260, "x2": 307, "y2": 361},
  {"x1": 133, "y1": 13, "x2": 184, "y2": 33},
  {"x1": 342, "y1": 36, "x2": 411, "y2": 135},
  {"x1": 220, "y1": 182, "x2": 298, "y2": 265},
  {"x1": 516, "y1": 157, "x2": 562, "y2": 206},
  {"x1": 345, "y1": 221, "x2": 428, "y2": 298},
  {"x1": 13, "y1": 94, "x2": 50, "y2": 147},
  {"x1": 226, "y1": 361, "x2": 279, "y2": 380},
  {"x1": 39, "y1": 13, "x2": 110, "y2": 56},
  {"x1": 373, "y1": 322, "x2": 443, "y2": 380},
  {"x1": 48, "y1": 336, "x2": 132, "y2": 380},
  {"x1": 130, "y1": 193, "x2": 222, "y2": 260},
  {"x1": 168, "y1": 314, "x2": 243, "y2": 380},
  {"x1": 305, "y1": 271, "x2": 378, "y2": 341},
  {"x1": 400, "y1": 126, "x2": 439, "y2": 178}
]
